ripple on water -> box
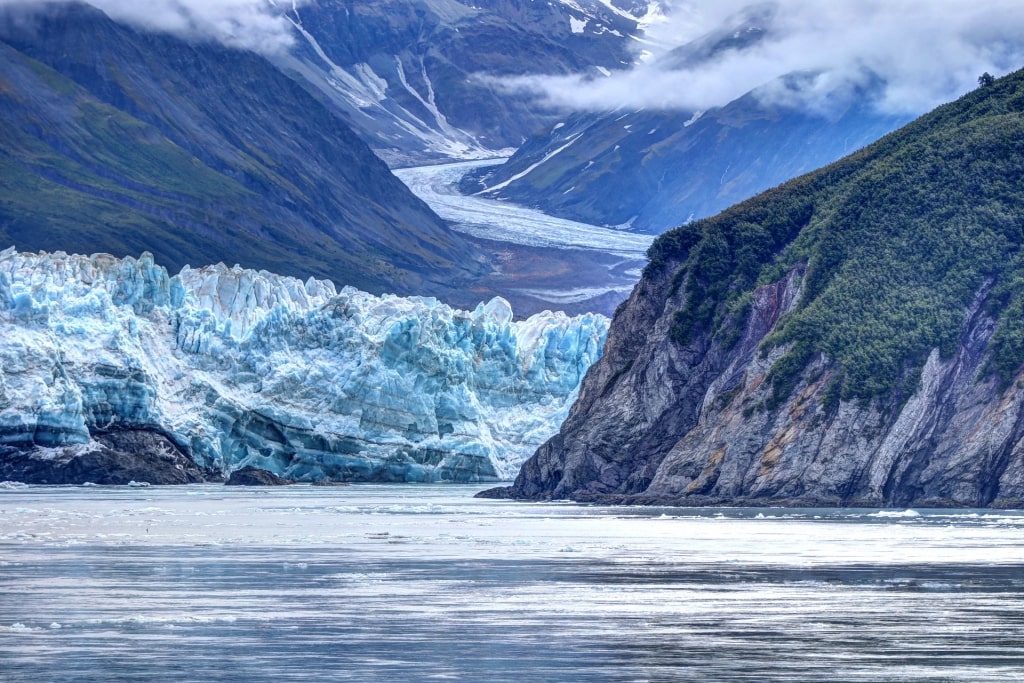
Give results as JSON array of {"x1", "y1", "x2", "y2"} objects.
[{"x1": 1, "y1": 484, "x2": 1023, "y2": 682}]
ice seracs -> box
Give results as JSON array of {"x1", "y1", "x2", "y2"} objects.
[{"x1": 0, "y1": 248, "x2": 608, "y2": 482}]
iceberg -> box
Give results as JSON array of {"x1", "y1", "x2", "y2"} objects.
[{"x1": 0, "y1": 248, "x2": 608, "y2": 482}]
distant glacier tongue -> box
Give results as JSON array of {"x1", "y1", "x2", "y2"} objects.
[{"x1": 0, "y1": 248, "x2": 608, "y2": 482}]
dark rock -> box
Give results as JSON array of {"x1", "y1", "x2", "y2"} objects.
[
  {"x1": 0, "y1": 428, "x2": 213, "y2": 485},
  {"x1": 225, "y1": 466, "x2": 293, "y2": 486},
  {"x1": 474, "y1": 485, "x2": 515, "y2": 499}
]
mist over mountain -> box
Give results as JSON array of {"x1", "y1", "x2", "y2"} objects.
[
  {"x1": 470, "y1": 0, "x2": 1024, "y2": 235},
  {"x1": 271, "y1": 0, "x2": 652, "y2": 164}
]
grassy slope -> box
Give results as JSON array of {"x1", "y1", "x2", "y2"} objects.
[
  {"x1": 647, "y1": 68, "x2": 1024, "y2": 404},
  {"x1": 0, "y1": 6, "x2": 485, "y2": 297}
]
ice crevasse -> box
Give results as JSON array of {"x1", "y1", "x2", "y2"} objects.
[{"x1": 0, "y1": 248, "x2": 608, "y2": 481}]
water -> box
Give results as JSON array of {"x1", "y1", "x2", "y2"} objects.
[
  {"x1": 2, "y1": 484, "x2": 1024, "y2": 682},
  {"x1": 394, "y1": 160, "x2": 653, "y2": 258}
]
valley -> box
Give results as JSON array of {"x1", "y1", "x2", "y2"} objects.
[
  {"x1": 4, "y1": 1, "x2": 1024, "y2": 681},
  {"x1": 395, "y1": 159, "x2": 651, "y2": 312}
]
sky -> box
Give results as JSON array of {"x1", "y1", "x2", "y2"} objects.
[
  {"x1": 506, "y1": 0, "x2": 1024, "y2": 115},
  {"x1": 4, "y1": 0, "x2": 1024, "y2": 115},
  {"x1": 0, "y1": 0, "x2": 304, "y2": 54}
]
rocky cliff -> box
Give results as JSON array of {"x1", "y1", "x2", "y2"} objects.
[
  {"x1": 0, "y1": 249, "x2": 606, "y2": 484},
  {"x1": 487, "y1": 70, "x2": 1024, "y2": 508}
]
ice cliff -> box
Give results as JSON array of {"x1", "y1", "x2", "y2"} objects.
[{"x1": 0, "y1": 248, "x2": 607, "y2": 482}]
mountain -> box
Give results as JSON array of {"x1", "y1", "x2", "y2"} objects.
[
  {"x1": 0, "y1": 249, "x2": 606, "y2": 484},
  {"x1": 0, "y1": 3, "x2": 487, "y2": 299},
  {"x1": 464, "y1": 10, "x2": 911, "y2": 235},
  {"x1": 467, "y1": 94, "x2": 909, "y2": 235},
  {"x1": 273, "y1": 0, "x2": 652, "y2": 164},
  {"x1": 485, "y1": 69, "x2": 1024, "y2": 508}
]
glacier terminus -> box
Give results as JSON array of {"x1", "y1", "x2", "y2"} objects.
[{"x1": 0, "y1": 248, "x2": 607, "y2": 483}]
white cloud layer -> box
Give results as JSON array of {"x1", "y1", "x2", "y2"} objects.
[
  {"x1": 0, "y1": 0, "x2": 303, "y2": 54},
  {"x1": 503, "y1": 0, "x2": 1024, "y2": 115}
]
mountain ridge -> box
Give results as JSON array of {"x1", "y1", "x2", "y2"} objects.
[
  {"x1": 0, "y1": 2, "x2": 488, "y2": 300},
  {"x1": 275, "y1": 0, "x2": 650, "y2": 165},
  {"x1": 468, "y1": 85, "x2": 910, "y2": 235}
]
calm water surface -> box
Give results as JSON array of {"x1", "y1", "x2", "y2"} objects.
[{"x1": 2, "y1": 484, "x2": 1023, "y2": 682}]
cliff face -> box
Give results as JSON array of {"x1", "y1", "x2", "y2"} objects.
[
  {"x1": 502, "y1": 265, "x2": 1024, "y2": 508},
  {"x1": 491, "y1": 70, "x2": 1024, "y2": 508}
]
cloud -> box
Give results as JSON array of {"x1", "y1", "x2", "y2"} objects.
[
  {"x1": 499, "y1": 0, "x2": 1024, "y2": 115},
  {"x1": 0, "y1": 0, "x2": 304, "y2": 54}
]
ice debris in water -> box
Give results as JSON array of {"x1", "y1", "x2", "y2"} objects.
[{"x1": 0, "y1": 248, "x2": 608, "y2": 481}]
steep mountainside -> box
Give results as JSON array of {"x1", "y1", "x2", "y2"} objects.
[
  {"x1": 0, "y1": 3, "x2": 487, "y2": 298},
  {"x1": 0, "y1": 249, "x2": 606, "y2": 484},
  {"x1": 487, "y1": 69, "x2": 1024, "y2": 508},
  {"x1": 274, "y1": 0, "x2": 650, "y2": 164},
  {"x1": 465, "y1": 10, "x2": 909, "y2": 235},
  {"x1": 468, "y1": 94, "x2": 909, "y2": 235}
]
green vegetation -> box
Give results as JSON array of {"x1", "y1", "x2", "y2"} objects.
[{"x1": 648, "y1": 68, "x2": 1024, "y2": 404}]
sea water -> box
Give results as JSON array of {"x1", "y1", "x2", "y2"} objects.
[{"x1": 1, "y1": 484, "x2": 1023, "y2": 682}]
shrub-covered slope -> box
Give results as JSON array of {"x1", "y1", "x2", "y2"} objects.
[
  {"x1": 0, "y1": 4, "x2": 486, "y2": 298},
  {"x1": 488, "y1": 68, "x2": 1024, "y2": 508}
]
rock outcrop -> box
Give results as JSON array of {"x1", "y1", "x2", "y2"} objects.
[
  {"x1": 486, "y1": 70, "x2": 1024, "y2": 508},
  {"x1": 490, "y1": 260, "x2": 1024, "y2": 509},
  {"x1": 225, "y1": 466, "x2": 292, "y2": 486},
  {"x1": 0, "y1": 427, "x2": 214, "y2": 485}
]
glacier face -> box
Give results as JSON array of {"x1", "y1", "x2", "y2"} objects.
[{"x1": 0, "y1": 248, "x2": 608, "y2": 482}]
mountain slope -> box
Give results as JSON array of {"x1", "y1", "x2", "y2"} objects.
[
  {"x1": 0, "y1": 3, "x2": 486, "y2": 298},
  {"x1": 467, "y1": 93, "x2": 909, "y2": 234},
  {"x1": 273, "y1": 0, "x2": 649, "y2": 164},
  {"x1": 465, "y1": 8, "x2": 910, "y2": 235},
  {"x1": 487, "y1": 68, "x2": 1024, "y2": 508}
]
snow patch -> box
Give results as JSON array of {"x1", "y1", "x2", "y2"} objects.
[
  {"x1": 684, "y1": 110, "x2": 705, "y2": 127},
  {"x1": 479, "y1": 133, "x2": 585, "y2": 194}
]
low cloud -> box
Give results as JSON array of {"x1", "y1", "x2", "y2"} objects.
[
  {"x1": 501, "y1": 0, "x2": 1024, "y2": 115},
  {"x1": 0, "y1": 0, "x2": 303, "y2": 54}
]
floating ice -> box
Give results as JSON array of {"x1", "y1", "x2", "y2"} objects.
[{"x1": 869, "y1": 510, "x2": 921, "y2": 518}]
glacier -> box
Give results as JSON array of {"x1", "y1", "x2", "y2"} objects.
[{"x1": 0, "y1": 248, "x2": 608, "y2": 482}]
